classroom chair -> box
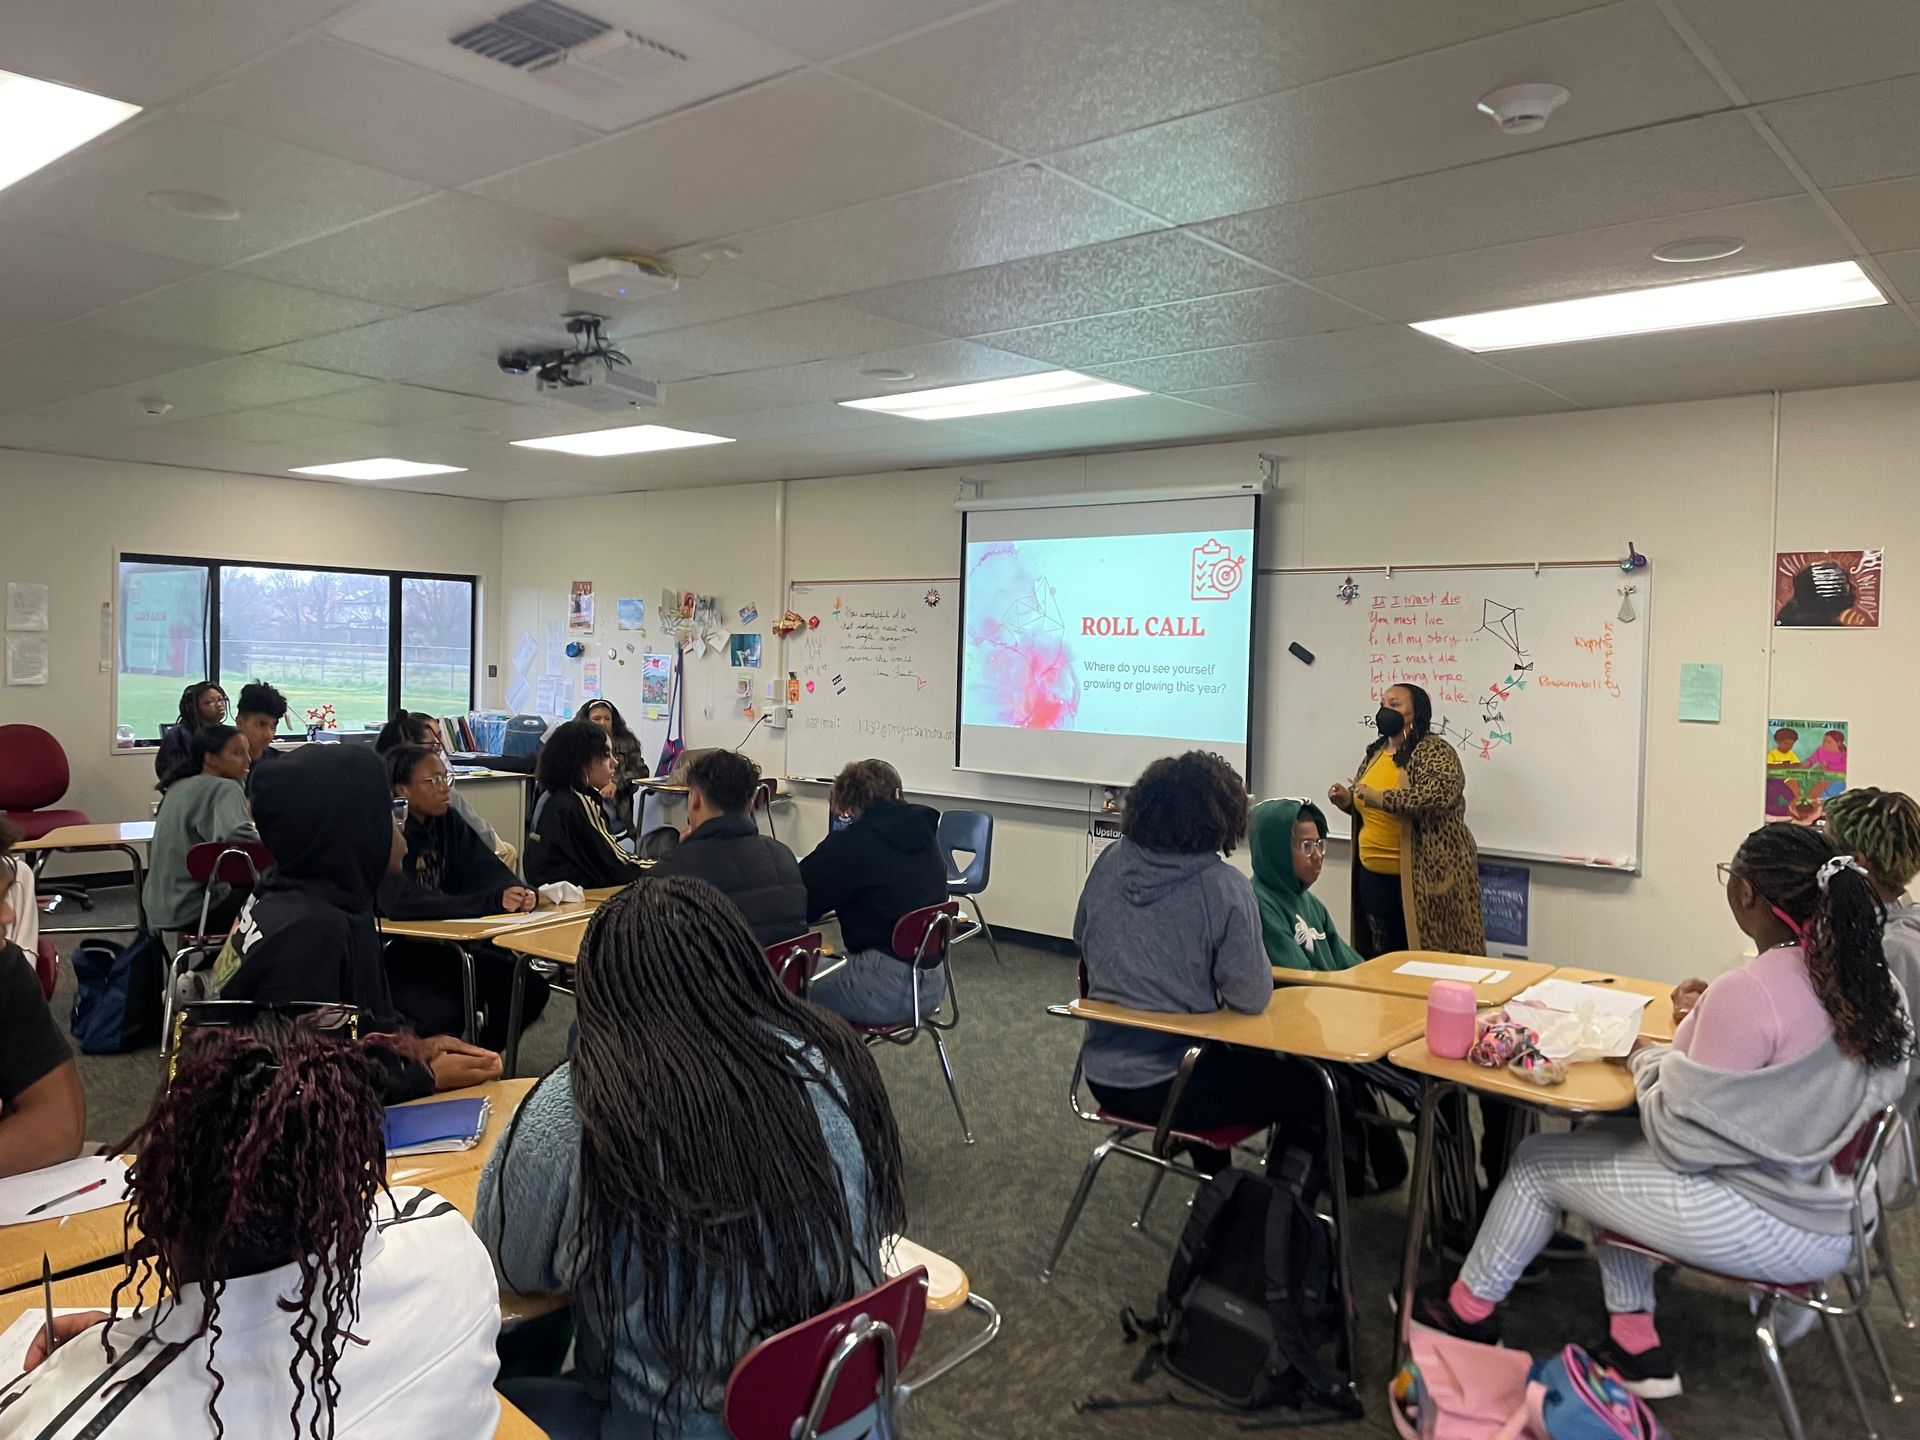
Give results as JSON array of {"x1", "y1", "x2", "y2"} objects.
[
  {"x1": 935, "y1": 809, "x2": 999, "y2": 963},
  {"x1": 723, "y1": 1267, "x2": 928, "y2": 1440},
  {"x1": 764, "y1": 932, "x2": 823, "y2": 998},
  {"x1": 0, "y1": 723, "x2": 92, "y2": 911},
  {"x1": 751, "y1": 777, "x2": 780, "y2": 842},
  {"x1": 1594, "y1": 1105, "x2": 1904, "y2": 1440},
  {"x1": 1874, "y1": 1107, "x2": 1917, "y2": 1330},
  {"x1": 856, "y1": 902, "x2": 971, "y2": 1145},
  {"x1": 162, "y1": 841, "x2": 273, "y2": 1055}
]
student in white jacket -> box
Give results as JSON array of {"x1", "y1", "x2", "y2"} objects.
[{"x1": 0, "y1": 1011, "x2": 501, "y2": 1439}]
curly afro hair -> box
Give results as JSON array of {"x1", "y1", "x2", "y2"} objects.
[{"x1": 1121, "y1": 751, "x2": 1250, "y2": 856}]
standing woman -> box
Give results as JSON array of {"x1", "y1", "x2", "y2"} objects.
[
  {"x1": 1329, "y1": 683, "x2": 1484, "y2": 957},
  {"x1": 154, "y1": 681, "x2": 228, "y2": 780}
]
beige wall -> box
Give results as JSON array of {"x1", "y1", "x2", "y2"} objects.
[{"x1": 0, "y1": 451, "x2": 503, "y2": 839}]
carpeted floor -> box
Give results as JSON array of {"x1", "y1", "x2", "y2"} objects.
[{"x1": 51, "y1": 887, "x2": 1920, "y2": 1439}]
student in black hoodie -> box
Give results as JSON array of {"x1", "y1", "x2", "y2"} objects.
[
  {"x1": 645, "y1": 748, "x2": 806, "y2": 946},
  {"x1": 216, "y1": 744, "x2": 500, "y2": 1100},
  {"x1": 524, "y1": 719, "x2": 651, "y2": 890},
  {"x1": 800, "y1": 759, "x2": 949, "y2": 1025},
  {"x1": 381, "y1": 743, "x2": 550, "y2": 1050}
]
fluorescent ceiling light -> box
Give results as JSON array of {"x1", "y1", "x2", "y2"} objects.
[
  {"x1": 512, "y1": 424, "x2": 735, "y2": 457},
  {"x1": 1411, "y1": 261, "x2": 1887, "y2": 353},
  {"x1": 291, "y1": 458, "x2": 467, "y2": 481},
  {"x1": 839, "y1": 370, "x2": 1146, "y2": 420},
  {"x1": 0, "y1": 69, "x2": 140, "y2": 194}
]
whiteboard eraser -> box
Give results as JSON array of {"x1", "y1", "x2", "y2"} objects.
[{"x1": 1288, "y1": 642, "x2": 1315, "y2": 664}]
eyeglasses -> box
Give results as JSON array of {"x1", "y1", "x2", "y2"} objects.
[
  {"x1": 166, "y1": 1000, "x2": 361, "y2": 1085},
  {"x1": 1294, "y1": 839, "x2": 1327, "y2": 857},
  {"x1": 1716, "y1": 861, "x2": 1737, "y2": 887},
  {"x1": 391, "y1": 797, "x2": 410, "y2": 822},
  {"x1": 418, "y1": 772, "x2": 453, "y2": 790}
]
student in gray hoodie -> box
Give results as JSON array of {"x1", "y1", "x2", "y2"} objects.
[{"x1": 1074, "y1": 751, "x2": 1324, "y2": 1173}]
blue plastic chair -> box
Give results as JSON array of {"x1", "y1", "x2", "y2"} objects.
[{"x1": 936, "y1": 808, "x2": 999, "y2": 963}]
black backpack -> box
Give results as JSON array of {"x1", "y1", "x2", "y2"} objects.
[
  {"x1": 69, "y1": 932, "x2": 166, "y2": 1054},
  {"x1": 1094, "y1": 1150, "x2": 1362, "y2": 1425}
]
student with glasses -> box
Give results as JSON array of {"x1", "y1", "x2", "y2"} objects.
[
  {"x1": 1249, "y1": 797, "x2": 1364, "y2": 972},
  {"x1": 375, "y1": 709, "x2": 512, "y2": 864}
]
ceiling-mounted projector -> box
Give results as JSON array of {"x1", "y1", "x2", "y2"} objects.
[
  {"x1": 498, "y1": 312, "x2": 664, "y2": 411},
  {"x1": 568, "y1": 254, "x2": 679, "y2": 300}
]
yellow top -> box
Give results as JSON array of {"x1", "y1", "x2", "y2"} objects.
[
  {"x1": 1356, "y1": 748, "x2": 1404, "y2": 874},
  {"x1": 1766, "y1": 748, "x2": 1799, "y2": 766}
]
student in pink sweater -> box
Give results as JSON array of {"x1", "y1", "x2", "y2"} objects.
[{"x1": 1415, "y1": 823, "x2": 1912, "y2": 1399}]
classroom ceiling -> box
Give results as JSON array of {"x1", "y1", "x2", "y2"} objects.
[{"x1": 1, "y1": 0, "x2": 1919, "y2": 500}]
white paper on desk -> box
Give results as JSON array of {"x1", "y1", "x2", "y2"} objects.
[
  {"x1": 479, "y1": 912, "x2": 549, "y2": 925},
  {"x1": 1511, "y1": 979, "x2": 1655, "y2": 1018},
  {"x1": 0, "y1": 1309, "x2": 109, "y2": 1377},
  {"x1": 0, "y1": 1156, "x2": 128, "y2": 1226},
  {"x1": 1394, "y1": 959, "x2": 1508, "y2": 984}
]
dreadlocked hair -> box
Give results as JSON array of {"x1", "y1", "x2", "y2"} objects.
[
  {"x1": 111, "y1": 1018, "x2": 390, "y2": 1440},
  {"x1": 508, "y1": 876, "x2": 905, "y2": 1424},
  {"x1": 1734, "y1": 822, "x2": 1914, "y2": 1069},
  {"x1": 1826, "y1": 787, "x2": 1920, "y2": 893}
]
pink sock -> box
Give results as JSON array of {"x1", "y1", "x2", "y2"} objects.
[
  {"x1": 1609, "y1": 1311, "x2": 1661, "y2": 1354},
  {"x1": 1448, "y1": 1279, "x2": 1496, "y2": 1323}
]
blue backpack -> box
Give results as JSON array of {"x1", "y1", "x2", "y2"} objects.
[
  {"x1": 1531, "y1": 1346, "x2": 1667, "y2": 1440},
  {"x1": 69, "y1": 933, "x2": 166, "y2": 1054}
]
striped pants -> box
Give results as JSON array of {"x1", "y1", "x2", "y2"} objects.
[{"x1": 1460, "y1": 1121, "x2": 1854, "y2": 1313}]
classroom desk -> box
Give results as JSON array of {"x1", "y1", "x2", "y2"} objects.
[
  {"x1": 1068, "y1": 986, "x2": 1430, "y2": 1378},
  {"x1": 11, "y1": 822, "x2": 154, "y2": 935},
  {"x1": 1271, "y1": 950, "x2": 1555, "y2": 1008},
  {"x1": 385, "y1": 1076, "x2": 539, "y2": 1192},
  {"x1": 0, "y1": 1275, "x2": 549, "y2": 1439},
  {"x1": 1542, "y1": 967, "x2": 1680, "y2": 1043},
  {"x1": 500, "y1": 916, "x2": 590, "y2": 968},
  {"x1": 0, "y1": 1168, "x2": 130, "y2": 1293},
  {"x1": 1387, "y1": 1036, "x2": 1639, "y2": 1371}
]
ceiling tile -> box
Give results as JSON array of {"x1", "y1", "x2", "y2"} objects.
[
  {"x1": 1829, "y1": 178, "x2": 1920, "y2": 252},
  {"x1": 1195, "y1": 114, "x2": 1799, "y2": 278},
  {"x1": 281, "y1": 383, "x2": 510, "y2": 427},
  {"x1": 840, "y1": 229, "x2": 1276, "y2": 336},
  {"x1": 619, "y1": 302, "x2": 939, "y2": 375},
  {"x1": 932, "y1": 393, "x2": 1251, "y2": 447},
  {"x1": 241, "y1": 193, "x2": 616, "y2": 309},
  {"x1": 1764, "y1": 74, "x2": 1920, "y2": 189},
  {"x1": 978, "y1": 285, "x2": 1374, "y2": 368},
  {"x1": 1083, "y1": 326, "x2": 1453, "y2": 392},
  {"x1": 1314, "y1": 195, "x2": 1853, "y2": 321},
  {"x1": 261, "y1": 310, "x2": 599, "y2": 384},
  {"x1": 446, "y1": 270, "x2": 809, "y2": 342},
  {"x1": 703, "y1": 403, "x2": 907, "y2": 441},
  {"x1": 1874, "y1": 250, "x2": 1920, "y2": 305},
  {"x1": 1178, "y1": 357, "x2": 1528, "y2": 419},
  {"x1": 149, "y1": 408, "x2": 363, "y2": 445},
  {"x1": 31, "y1": 356, "x2": 371, "y2": 425},
  {"x1": 90, "y1": 273, "x2": 401, "y2": 354},
  {"x1": 690, "y1": 0, "x2": 989, "y2": 59},
  {"x1": 60, "y1": 430, "x2": 242, "y2": 464},
  {"x1": 1670, "y1": 0, "x2": 1920, "y2": 103},
  {"x1": 0, "y1": 326, "x2": 222, "y2": 411},
  {"x1": 0, "y1": 117, "x2": 431, "y2": 267},
  {"x1": 0, "y1": 0, "x2": 357, "y2": 105},
  {"x1": 839, "y1": 0, "x2": 1606, "y2": 154},
  {"x1": 735, "y1": 339, "x2": 1050, "y2": 404},
  {"x1": 1050, "y1": 3, "x2": 1730, "y2": 223},
  {"x1": 1543, "y1": 342, "x2": 1920, "y2": 408},
  {"x1": 472, "y1": 70, "x2": 1005, "y2": 251},
  {"x1": 1264, "y1": 385, "x2": 1574, "y2": 435},
  {"x1": 0, "y1": 225, "x2": 201, "y2": 344},
  {"x1": 181, "y1": 37, "x2": 600, "y2": 188},
  {"x1": 725, "y1": 167, "x2": 1162, "y2": 297},
  {"x1": 405, "y1": 380, "x2": 786, "y2": 441}
]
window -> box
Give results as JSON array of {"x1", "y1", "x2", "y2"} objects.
[{"x1": 116, "y1": 554, "x2": 476, "y2": 743}]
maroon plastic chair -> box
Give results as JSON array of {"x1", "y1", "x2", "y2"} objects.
[
  {"x1": 723, "y1": 1267, "x2": 929, "y2": 1440},
  {"x1": 764, "y1": 932, "x2": 824, "y2": 998},
  {"x1": 0, "y1": 724, "x2": 92, "y2": 909},
  {"x1": 852, "y1": 902, "x2": 970, "y2": 1144}
]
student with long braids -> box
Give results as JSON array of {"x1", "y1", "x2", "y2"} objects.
[
  {"x1": 153, "y1": 680, "x2": 228, "y2": 781},
  {"x1": 476, "y1": 876, "x2": 907, "y2": 1439},
  {"x1": 0, "y1": 1013, "x2": 501, "y2": 1437},
  {"x1": 1418, "y1": 822, "x2": 1913, "y2": 1398}
]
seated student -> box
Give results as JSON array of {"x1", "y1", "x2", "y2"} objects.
[
  {"x1": 234, "y1": 679, "x2": 289, "y2": 782},
  {"x1": 476, "y1": 877, "x2": 905, "y2": 1440},
  {"x1": 644, "y1": 749, "x2": 805, "y2": 947},
  {"x1": 1250, "y1": 797, "x2": 1364, "y2": 972},
  {"x1": 799, "y1": 759, "x2": 949, "y2": 1026},
  {"x1": 1, "y1": 1013, "x2": 501, "y2": 1438},
  {"x1": 577, "y1": 699, "x2": 649, "y2": 835},
  {"x1": 0, "y1": 820, "x2": 85, "y2": 1179},
  {"x1": 523, "y1": 719, "x2": 650, "y2": 890},
  {"x1": 153, "y1": 680, "x2": 227, "y2": 780},
  {"x1": 144, "y1": 722, "x2": 258, "y2": 935},
  {"x1": 375, "y1": 710, "x2": 513, "y2": 863},
  {"x1": 381, "y1": 743, "x2": 549, "y2": 1051},
  {"x1": 1417, "y1": 822, "x2": 1913, "y2": 1398},
  {"x1": 1076, "y1": 753, "x2": 1327, "y2": 1173},
  {"x1": 217, "y1": 744, "x2": 501, "y2": 1101}
]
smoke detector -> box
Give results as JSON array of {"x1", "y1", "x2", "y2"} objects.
[
  {"x1": 568, "y1": 254, "x2": 678, "y2": 300},
  {"x1": 1476, "y1": 83, "x2": 1570, "y2": 136}
]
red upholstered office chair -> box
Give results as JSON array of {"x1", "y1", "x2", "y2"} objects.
[{"x1": 0, "y1": 724, "x2": 92, "y2": 910}]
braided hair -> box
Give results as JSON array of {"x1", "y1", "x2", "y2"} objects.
[
  {"x1": 1826, "y1": 787, "x2": 1920, "y2": 893},
  {"x1": 175, "y1": 680, "x2": 227, "y2": 729},
  {"x1": 501, "y1": 877, "x2": 905, "y2": 1423},
  {"x1": 1734, "y1": 822, "x2": 1914, "y2": 1068},
  {"x1": 111, "y1": 1018, "x2": 391, "y2": 1439}
]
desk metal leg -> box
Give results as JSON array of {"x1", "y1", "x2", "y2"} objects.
[
  {"x1": 503, "y1": 952, "x2": 529, "y2": 1077},
  {"x1": 1305, "y1": 1060, "x2": 1357, "y2": 1383},
  {"x1": 40, "y1": 844, "x2": 151, "y2": 936},
  {"x1": 1395, "y1": 1077, "x2": 1451, "y2": 1373}
]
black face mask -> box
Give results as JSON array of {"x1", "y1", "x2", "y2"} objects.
[{"x1": 1374, "y1": 706, "x2": 1406, "y2": 738}]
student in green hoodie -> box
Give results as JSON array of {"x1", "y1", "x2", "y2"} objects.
[{"x1": 1249, "y1": 798, "x2": 1364, "y2": 973}]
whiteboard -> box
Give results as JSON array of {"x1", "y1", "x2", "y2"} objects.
[
  {"x1": 783, "y1": 579, "x2": 1097, "y2": 811},
  {"x1": 1257, "y1": 565, "x2": 1650, "y2": 870}
]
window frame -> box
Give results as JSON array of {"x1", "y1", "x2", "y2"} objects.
[{"x1": 115, "y1": 550, "x2": 479, "y2": 747}]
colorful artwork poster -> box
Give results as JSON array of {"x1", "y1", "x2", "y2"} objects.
[
  {"x1": 568, "y1": 580, "x2": 595, "y2": 632},
  {"x1": 1766, "y1": 717, "x2": 1848, "y2": 821},
  {"x1": 641, "y1": 653, "x2": 672, "y2": 705},
  {"x1": 1774, "y1": 549, "x2": 1881, "y2": 628},
  {"x1": 617, "y1": 598, "x2": 645, "y2": 630},
  {"x1": 729, "y1": 632, "x2": 763, "y2": 668}
]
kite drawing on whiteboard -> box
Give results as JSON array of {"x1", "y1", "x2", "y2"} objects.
[{"x1": 1476, "y1": 599, "x2": 1529, "y2": 667}]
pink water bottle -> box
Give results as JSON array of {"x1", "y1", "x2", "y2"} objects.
[{"x1": 1427, "y1": 980, "x2": 1478, "y2": 1060}]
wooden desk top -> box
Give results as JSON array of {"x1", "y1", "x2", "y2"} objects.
[
  {"x1": 1387, "y1": 1036, "x2": 1638, "y2": 1113},
  {"x1": 385, "y1": 1077, "x2": 539, "y2": 1192},
  {"x1": 13, "y1": 821, "x2": 155, "y2": 850},
  {"x1": 1070, "y1": 986, "x2": 1428, "y2": 1064},
  {"x1": 1542, "y1": 968, "x2": 1678, "y2": 1043},
  {"x1": 0, "y1": 1163, "x2": 131, "y2": 1292},
  {"x1": 883, "y1": 1236, "x2": 969, "y2": 1313},
  {"x1": 499, "y1": 916, "x2": 589, "y2": 966},
  {"x1": 1273, "y1": 951, "x2": 1555, "y2": 1007}
]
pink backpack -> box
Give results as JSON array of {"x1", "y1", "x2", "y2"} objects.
[{"x1": 1391, "y1": 1323, "x2": 1536, "y2": 1440}]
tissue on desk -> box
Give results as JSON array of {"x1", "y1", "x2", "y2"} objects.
[
  {"x1": 538, "y1": 882, "x2": 584, "y2": 905},
  {"x1": 1505, "y1": 982, "x2": 1646, "y2": 1063}
]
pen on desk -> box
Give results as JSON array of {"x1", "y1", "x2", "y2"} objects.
[
  {"x1": 42, "y1": 1254, "x2": 56, "y2": 1359},
  {"x1": 25, "y1": 1177, "x2": 107, "y2": 1217},
  {"x1": 1580, "y1": 977, "x2": 1616, "y2": 985}
]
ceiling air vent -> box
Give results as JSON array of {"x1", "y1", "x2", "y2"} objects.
[{"x1": 451, "y1": 2, "x2": 688, "y2": 98}]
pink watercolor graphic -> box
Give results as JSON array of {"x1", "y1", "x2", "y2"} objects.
[{"x1": 964, "y1": 543, "x2": 1081, "y2": 730}]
